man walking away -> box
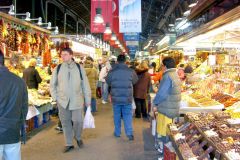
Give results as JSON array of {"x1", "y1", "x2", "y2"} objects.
[
  {"x1": 50, "y1": 48, "x2": 91, "y2": 153},
  {"x1": 106, "y1": 54, "x2": 138, "y2": 140},
  {"x1": 0, "y1": 50, "x2": 28, "y2": 160}
]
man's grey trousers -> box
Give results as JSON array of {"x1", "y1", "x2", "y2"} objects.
[{"x1": 58, "y1": 105, "x2": 83, "y2": 146}]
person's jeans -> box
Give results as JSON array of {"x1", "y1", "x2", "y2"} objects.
[
  {"x1": 0, "y1": 142, "x2": 21, "y2": 160},
  {"x1": 91, "y1": 98, "x2": 97, "y2": 112},
  {"x1": 102, "y1": 82, "x2": 109, "y2": 102},
  {"x1": 113, "y1": 104, "x2": 133, "y2": 137}
]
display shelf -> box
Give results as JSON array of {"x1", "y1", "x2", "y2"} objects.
[
  {"x1": 168, "y1": 121, "x2": 231, "y2": 160},
  {"x1": 168, "y1": 132, "x2": 184, "y2": 160}
]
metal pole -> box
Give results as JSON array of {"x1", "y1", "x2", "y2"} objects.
[
  {"x1": 14, "y1": 0, "x2": 17, "y2": 17},
  {"x1": 45, "y1": 0, "x2": 48, "y2": 23},
  {"x1": 54, "y1": 7, "x2": 57, "y2": 26},
  {"x1": 64, "y1": 11, "x2": 67, "y2": 35},
  {"x1": 32, "y1": 0, "x2": 35, "y2": 18},
  {"x1": 76, "y1": 20, "x2": 78, "y2": 35}
]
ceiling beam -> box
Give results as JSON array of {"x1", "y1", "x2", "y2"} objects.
[{"x1": 157, "y1": 0, "x2": 179, "y2": 30}]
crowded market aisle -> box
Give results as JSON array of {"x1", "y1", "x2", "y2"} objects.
[{"x1": 21, "y1": 100, "x2": 158, "y2": 160}]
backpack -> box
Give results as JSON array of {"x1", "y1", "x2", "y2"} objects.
[{"x1": 56, "y1": 62, "x2": 83, "y2": 80}]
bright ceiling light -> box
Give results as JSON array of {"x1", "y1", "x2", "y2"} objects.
[
  {"x1": 94, "y1": 8, "x2": 104, "y2": 24},
  {"x1": 111, "y1": 33, "x2": 117, "y2": 41}
]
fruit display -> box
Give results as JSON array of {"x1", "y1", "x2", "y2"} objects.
[
  {"x1": 28, "y1": 89, "x2": 51, "y2": 106},
  {"x1": 211, "y1": 93, "x2": 239, "y2": 108},
  {"x1": 181, "y1": 92, "x2": 223, "y2": 109},
  {"x1": 169, "y1": 112, "x2": 240, "y2": 160}
]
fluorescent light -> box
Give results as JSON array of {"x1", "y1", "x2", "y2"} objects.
[
  {"x1": 144, "y1": 40, "x2": 153, "y2": 50},
  {"x1": 156, "y1": 36, "x2": 169, "y2": 46},
  {"x1": 179, "y1": 22, "x2": 190, "y2": 30}
]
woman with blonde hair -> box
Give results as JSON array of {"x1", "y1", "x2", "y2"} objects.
[
  {"x1": 84, "y1": 56, "x2": 99, "y2": 113},
  {"x1": 133, "y1": 61, "x2": 151, "y2": 119},
  {"x1": 22, "y1": 58, "x2": 42, "y2": 89}
]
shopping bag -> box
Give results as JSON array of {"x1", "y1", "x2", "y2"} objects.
[
  {"x1": 132, "y1": 99, "x2": 136, "y2": 110},
  {"x1": 83, "y1": 107, "x2": 95, "y2": 129},
  {"x1": 152, "y1": 119, "x2": 156, "y2": 136}
]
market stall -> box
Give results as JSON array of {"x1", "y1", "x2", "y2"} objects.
[{"x1": 0, "y1": 11, "x2": 53, "y2": 133}]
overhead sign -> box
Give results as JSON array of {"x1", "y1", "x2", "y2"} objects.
[
  {"x1": 119, "y1": 0, "x2": 142, "y2": 33},
  {"x1": 183, "y1": 47, "x2": 196, "y2": 56},
  {"x1": 124, "y1": 33, "x2": 139, "y2": 41},
  {"x1": 126, "y1": 41, "x2": 139, "y2": 46}
]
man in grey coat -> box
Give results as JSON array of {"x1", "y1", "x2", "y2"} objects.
[
  {"x1": 50, "y1": 48, "x2": 91, "y2": 153},
  {"x1": 106, "y1": 54, "x2": 138, "y2": 140},
  {"x1": 0, "y1": 49, "x2": 28, "y2": 160}
]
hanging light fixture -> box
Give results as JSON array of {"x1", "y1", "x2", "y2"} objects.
[
  {"x1": 182, "y1": 1, "x2": 190, "y2": 16},
  {"x1": 168, "y1": 15, "x2": 175, "y2": 27},
  {"x1": 0, "y1": 4, "x2": 15, "y2": 15},
  {"x1": 104, "y1": 22, "x2": 112, "y2": 34},
  {"x1": 53, "y1": 26, "x2": 59, "y2": 34},
  {"x1": 94, "y1": 8, "x2": 104, "y2": 24},
  {"x1": 115, "y1": 40, "x2": 120, "y2": 45},
  {"x1": 188, "y1": 0, "x2": 198, "y2": 8},
  {"x1": 175, "y1": 7, "x2": 183, "y2": 21},
  {"x1": 111, "y1": 33, "x2": 117, "y2": 41}
]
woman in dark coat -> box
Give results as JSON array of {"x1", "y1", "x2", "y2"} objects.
[
  {"x1": 134, "y1": 61, "x2": 151, "y2": 118},
  {"x1": 22, "y1": 58, "x2": 42, "y2": 89}
]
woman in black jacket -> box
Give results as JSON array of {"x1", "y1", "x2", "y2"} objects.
[{"x1": 22, "y1": 58, "x2": 42, "y2": 89}]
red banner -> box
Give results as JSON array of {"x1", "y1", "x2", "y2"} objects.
[
  {"x1": 109, "y1": 40, "x2": 115, "y2": 46},
  {"x1": 91, "y1": 0, "x2": 112, "y2": 33},
  {"x1": 112, "y1": 0, "x2": 119, "y2": 34},
  {"x1": 103, "y1": 33, "x2": 111, "y2": 41}
]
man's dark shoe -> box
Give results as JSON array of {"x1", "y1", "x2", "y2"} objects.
[
  {"x1": 76, "y1": 140, "x2": 83, "y2": 148},
  {"x1": 63, "y1": 146, "x2": 74, "y2": 153},
  {"x1": 128, "y1": 135, "x2": 134, "y2": 141}
]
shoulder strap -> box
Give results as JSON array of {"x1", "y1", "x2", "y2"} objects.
[
  {"x1": 56, "y1": 63, "x2": 83, "y2": 81},
  {"x1": 57, "y1": 64, "x2": 62, "y2": 76},
  {"x1": 76, "y1": 63, "x2": 83, "y2": 80}
]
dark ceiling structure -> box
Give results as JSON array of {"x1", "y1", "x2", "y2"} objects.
[{"x1": 0, "y1": 0, "x2": 178, "y2": 39}]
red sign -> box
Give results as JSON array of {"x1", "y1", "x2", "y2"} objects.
[
  {"x1": 109, "y1": 40, "x2": 115, "y2": 46},
  {"x1": 103, "y1": 33, "x2": 111, "y2": 41},
  {"x1": 112, "y1": 0, "x2": 119, "y2": 34},
  {"x1": 91, "y1": 0, "x2": 113, "y2": 33}
]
